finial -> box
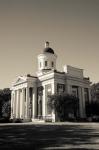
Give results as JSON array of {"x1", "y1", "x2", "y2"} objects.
[{"x1": 45, "y1": 41, "x2": 49, "y2": 48}]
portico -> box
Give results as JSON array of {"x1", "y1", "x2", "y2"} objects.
[{"x1": 11, "y1": 75, "x2": 38, "y2": 121}]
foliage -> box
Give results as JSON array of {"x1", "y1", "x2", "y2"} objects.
[
  {"x1": 85, "y1": 100, "x2": 99, "y2": 122},
  {"x1": 0, "y1": 88, "x2": 11, "y2": 119},
  {"x1": 85, "y1": 102, "x2": 92, "y2": 117},
  {"x1": 91, "y1": 83, "x2": 99, "y2": 102},
  {"x1": 89, "y1": 83, "x2": 99, "y2": 119},
  {"x1": 90, "y1": 101, "x2": 99, "y2": 116},
  {"x1": 12, "y1": 118, "x2": 23, "y2": 123},
  {"x1": 48, "y1": 93, "x2": 79, "y2": 121},
  {"x1": 2, "y1": 101, "x2": 11, "y2": 118}
]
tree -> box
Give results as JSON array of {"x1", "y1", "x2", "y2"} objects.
[
  {"x1": 91, "y1": 83, "x2": 99, "y2": 102},
  {"x1": 48, "y1": 93, "x2": 79, "y2": 121},
  {"x1": 89, "y1": 83, "x2": 99, "y2": 120},
  {"x1": 90, "y1": 101, "x2": 99, "y2": 116},
  {"x1": 0, "y1": 88, "x2": 11, "y2": 119},
  {"x1": 2, "y1": 101, "x2": 11, "y2": 118}
]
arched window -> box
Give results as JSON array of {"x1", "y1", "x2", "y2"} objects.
[
  {"x1": 45, "y1": 61, "x2": 47, "y2": 67},
  {"x1": 52, "y1": 61, "x2": 54, "y2": 67}
]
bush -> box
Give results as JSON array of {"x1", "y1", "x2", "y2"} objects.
[
  {"x1": 48, "y1": 93, "x2": 79, "y2": 121},
  {"x1": 12, "y1": 118, "x2": 23, "y2": 123},
  {"x1": 92, "y1": 116, "x2": 99, "y2": 122},
  {"x1": 0, "y1": 117, "x2": 10, "y2": 123}
]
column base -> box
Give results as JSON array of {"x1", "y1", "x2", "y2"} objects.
[{"x1": 32, "y1": 118, "x2": 45, "y2": 123}]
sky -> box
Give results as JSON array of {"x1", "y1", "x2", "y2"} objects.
[{"x1": 0, "y1": 0, "x2": 99, "y2": 89}]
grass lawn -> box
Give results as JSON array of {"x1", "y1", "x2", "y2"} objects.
[{"x1": 0, "y1": 122, "x2": 99, "y2": 150}]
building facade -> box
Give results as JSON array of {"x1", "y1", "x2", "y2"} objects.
[{"x1": 11, "y1": 42, "x2": 91, "y2": 122}]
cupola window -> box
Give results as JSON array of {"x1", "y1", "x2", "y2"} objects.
[
  {"x1": 52, "y1": 61, "x2": 54, "y2": 67},
  {"x1": 45, "y1": 61, "x2": 47, "y2": 67}
]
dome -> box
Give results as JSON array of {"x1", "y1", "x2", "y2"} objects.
[
  {"x1": 43, "y1": 47, "x2": 54, "y2": 54},
  {"x1": 43, "y1": 41, "x2": 54, "y2": 54}
]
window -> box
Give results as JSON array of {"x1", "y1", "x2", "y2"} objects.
[
  {"x1": 72, "y1": 89, "x2": 78, "y2": 97},
  {"x1": 72, "y1": 86, "x2": 78, "y2": 97},
  {"x1": 52, "y1": 61, "x2": 54, "y2": 67},
  {"x1": 57, "y1": 84, "x2": 65, "y2": 94},
  {"x1": 45, "y1": 61, "x2": 47, "y2": 67},
  {"x1": 37, "y1": 86, "x2": 43, "y2": 96}
]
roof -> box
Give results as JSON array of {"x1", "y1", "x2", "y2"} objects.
[{"x1": 43, "y1": 47, "x2": 54, "y2": 54}]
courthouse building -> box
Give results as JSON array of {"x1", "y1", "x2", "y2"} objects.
[{"x1": 11, "y1": 42, "x2": 91, "y2": 122}]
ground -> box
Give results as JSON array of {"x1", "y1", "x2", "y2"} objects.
[{"x1": 0, "y1": 122, "x2": 99, "y2": 150}]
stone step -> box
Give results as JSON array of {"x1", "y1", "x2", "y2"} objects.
[{"x1": 32, "y1": 118, "x2": 45, "y2": 122}]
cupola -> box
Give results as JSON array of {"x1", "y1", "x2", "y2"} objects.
[{"x1": 37, "y1": 42, "x2": 57, "y2": 76}]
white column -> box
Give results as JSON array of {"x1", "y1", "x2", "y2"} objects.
[
  {"x1": 67, "y1": 85, "x2": 72, "y2": 94},
  {"x1": 16, "y1": 90, "x2": 18, "y2": 118},
  {"x1": 20, "y1": 89, "x2": 23, "y2": 118},
  {"x1": 20, "y1": 90, "x2": 22, "y2": 118},
  {"x1": 16, "y1": 90, "x2": 20, "y2": 118},
  {"x1": 11, "y1": 92, "x2": 13, "y2": 119},
  {"x1": 32, "y1": 87, "x2": 37, "y2": 119},
  {"x1": 45, "y1": 85, "x2": 48, "y2": 117},
  {"x1": 21, "y1": 88, "x2": 25, "y2": 119},
  {"x1": 15, "y1": 90, "x2": 18, "y2": 118},
  {"x1": 42, "y1": 85, "x2": 45, "y2": 119},
  {"x1": 18, "y1": 90, "x2": 20, "y2": 118},
  {"x1": 52, "y1": 110, "x2": 55, "y2": 122},
  {"x1": 13, "y1": 90, "x2": 16, "y2": 118},
  {"x1": 52, "y1": 80, "x2": 56, "y2": 94},
  {"x1": 26, "y1": 87, "x2": 29, "y2": 119},
  {"x1": 51, "y1": 82, "x2": 56, "y2": 122}
]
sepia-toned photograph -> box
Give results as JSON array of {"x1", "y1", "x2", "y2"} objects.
[{"x1": 0, "y1": 0, "x2": 99, "y2": 149}]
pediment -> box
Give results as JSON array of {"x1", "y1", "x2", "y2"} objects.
[
  {"x1": 13, "y1": 76, "x2": 27, "y2": 85},
  {"x1": 16, "y1": 78, "x2": 24, "y2": 83}
]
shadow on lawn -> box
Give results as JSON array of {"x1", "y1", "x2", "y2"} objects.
[{"x1": 0, "y1": 123, "x2": 99, "y2": 150}]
